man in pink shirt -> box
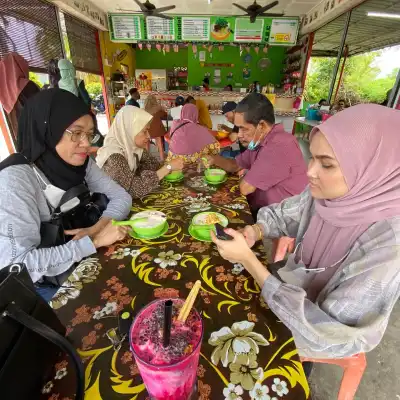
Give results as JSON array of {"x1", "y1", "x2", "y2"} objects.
[{"x1": 206, "y1": 93, "x2": 308, "y2": 217}]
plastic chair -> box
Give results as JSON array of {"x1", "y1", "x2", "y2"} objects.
[{"x1": 301, "y1": 353, "x2": 367, "y2": 400}]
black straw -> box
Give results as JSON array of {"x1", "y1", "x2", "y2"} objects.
[{"x1": 163, "y1": 300, "x2": 173, "y2": 347}]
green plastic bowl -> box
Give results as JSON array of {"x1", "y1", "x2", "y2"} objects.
[
  {"x1": 191, "y1": 224, "x2": 216, "y2": 240},
  {"x1": 132, "y1": 219, "x2": 166, "y2": 237},
  {"x1": 191, "y1": 212, "x2": 229, "y2": 240},
  {"x1": 205, "y1": 168, "x2": 226, "y2": 183},
  {"x1": 165, "y1": 171, "x2": 184, "y2": 181}
]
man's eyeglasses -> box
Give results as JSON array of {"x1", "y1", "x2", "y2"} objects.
[{"x1": 65, "y1": 129, "x2": 95, "y2": 144}]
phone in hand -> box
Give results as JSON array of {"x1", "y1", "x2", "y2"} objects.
[{"x1": 215, "y1": 224, "x2": 233, "y2": 241}]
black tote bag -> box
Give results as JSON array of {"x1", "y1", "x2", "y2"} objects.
[{"x1": 0, "y1": 263, "x2": 84, "y2": 400}]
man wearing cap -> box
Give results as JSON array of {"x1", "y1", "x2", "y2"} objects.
[{"x1": 219, "y1": 101, "x2": 246, "y2": 155}]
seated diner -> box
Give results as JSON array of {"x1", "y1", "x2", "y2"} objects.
[
  {"x1": 166, "y1": 104, "x2": 220, "y2": 164},
  {"x1": 212, "y1": 104, "x2": 400, "y2": 359},
  {"x1": 0, "y1": 89, "x2": 132, "y2": 301},
  {"x1": 97, "y1": 106, "x2": 183, "y2": 198},
  {"x1": 205, "y1": 93, "x2": 308, "y2": 216},
  {"x1": 185, "y1": 95, "x2": 212, "y2": 129}
]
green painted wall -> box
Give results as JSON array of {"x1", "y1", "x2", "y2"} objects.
[
  {"x1": 187, "y1": 46, "x2": 285, "y2": 88},
  {"x1": 136, "y1": 48, "x2": 188, "y2": 69},
  {"x1": 135, "y1": 46, "x2": 286, "y2": 88}
]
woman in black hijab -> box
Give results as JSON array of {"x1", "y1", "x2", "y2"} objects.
[{"x1": 0, "y1": 89, "x2": 132, "y2": 301}]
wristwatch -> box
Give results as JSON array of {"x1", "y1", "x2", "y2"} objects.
[{"x1": 166, "y1": 164, "x2": 172, "y2": 171}]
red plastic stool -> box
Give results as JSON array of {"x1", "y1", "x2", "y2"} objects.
[
  {"x1": 301, "y1": 353, "x2": 367, "y2": 400},
  {"x1": 272, "y1": 237, "x2": 296, "y2": 262}
]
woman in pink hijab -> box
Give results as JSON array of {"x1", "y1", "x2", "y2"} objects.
[
  {"x1": 211, "y1": 104, "x2": 400, "y2": 360},
  {"x1": 166, "y1": 104, "x2": 219, "y2": 164},
  {"x1": 0, "y1": 53, "x2": 39, "y2": 141}
]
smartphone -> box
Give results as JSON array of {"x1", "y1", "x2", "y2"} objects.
[{"x1": 215, "y1": 223, "x2": 233, "y2": 241}]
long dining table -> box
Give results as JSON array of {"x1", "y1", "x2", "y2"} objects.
[{"x1": 40, "y1": 168, "x2": 310, "y2": 400}]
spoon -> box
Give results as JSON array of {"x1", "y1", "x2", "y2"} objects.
[{"x1": 112, "y1": 218, "x2": 148, "y2": 228}]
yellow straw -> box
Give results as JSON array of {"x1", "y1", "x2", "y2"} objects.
[{"x1": 177, "y1": 280, "x2": 201, "y2": 323}]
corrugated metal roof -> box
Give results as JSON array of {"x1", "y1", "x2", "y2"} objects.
[{"x1": 312, "y1": 0, "x2": 400, "y2": 56}]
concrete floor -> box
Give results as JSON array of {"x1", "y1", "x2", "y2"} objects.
[{"x1": 308, "y1": 300, "x2": 400, "y2": 400}]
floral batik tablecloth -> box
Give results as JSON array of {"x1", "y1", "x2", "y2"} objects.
[{"x1": 41, "y1": 169, "x2": 310, "y2": 400}]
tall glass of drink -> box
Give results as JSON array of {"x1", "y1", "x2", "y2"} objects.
[{"x1": 130, "y1": 298, "x2": 203, "y2": 400}]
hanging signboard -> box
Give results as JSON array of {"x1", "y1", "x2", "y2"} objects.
[
  {"x1": 108, "y1": 14, "x2": 299, "y2": 44},
  {"x1": 269, "y1": 19, "x2": 299, "y2": 46},
  {"x1": 209, "y1": 16, "x2": 235, "y2": 42},
  {"x1": 109, "y1": 14, "x2": 142, "y2": 42},
  {"x1": 146, "y1": 17, "x2": 175, "y2": 40},
  {"x1": 182, "y1": 17, "x2": 210, "y2": 41},
  {"x1": 234, "y1": 18, "x2": 264, "y2": 42}
]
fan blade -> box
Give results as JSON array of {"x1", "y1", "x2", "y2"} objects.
[
  {"x1": 257, "y1": 0, "x2": 279, "y2": 14},
  {"x1": 154, "y1": 5, "x2": 176, "y2": 13},
  {"x1": 233, "y1": 3, "x2": 250, "y2": 13},
  {"x1": 133, "y1": 0, "x2": 148, "y2": 12},
  {"x1": 260, "y1": 12, "x2": 284, "y2": 17},
  {"x1": 250, "y1": 13, "x2": 257, "y2": 23},
  {"x1": 151, "y1": 12, "x2": 173, "y2": 20}
]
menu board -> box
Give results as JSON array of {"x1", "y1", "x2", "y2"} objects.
[
  {"x1": 269, "y1": 19, "x2": 299, "y2": 46},
  {"x1": 210, "y1": 16, "x2": 235, "y2": 42},
  {"x1": 182, "y1": 17, "x2": 210, "y2": 41},
  {"x1": 109, "y1": 14, "x2": 142, "y2": 41},
  {"x1": 146, "y1": 17, "x2": 175, "y2": 41},
  {"x1": 234, "y1": 18, "x2": 264, "y2": 42}
]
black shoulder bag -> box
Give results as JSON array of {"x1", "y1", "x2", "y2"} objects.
[{"x1": 0, "y1": 263, "x2": 84, "y2": 400}]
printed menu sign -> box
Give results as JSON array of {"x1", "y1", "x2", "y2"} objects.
[
  {"x1": 110, "y1": 14, "x2": 141, "y2": 41},
  {"x1": 182, "y1": 17, "x2": 210, "y2": 41},
  {"x1": 146, "y1": 17, "x2": 175, "y2": 40},
  {"x1": 234, "y1": 18, "x2": 264, "y2": 42},
  {"x1": 269, "y1": 19, "x2": 299, "y2": 45}
]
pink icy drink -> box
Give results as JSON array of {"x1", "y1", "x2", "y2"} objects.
[{"x1": 130, "y1": 298, "x2": 203, "y2": 400}]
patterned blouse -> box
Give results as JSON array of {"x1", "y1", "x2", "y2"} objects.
[
  {"x1": 102, "y1": 151, "x2": 160, "y2": 199},
  {"x1": 166, "y1": 142, "x2": 220, "y2": 164}
]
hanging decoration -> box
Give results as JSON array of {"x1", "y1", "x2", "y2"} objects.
[
  {"x1": 208, "y1": 44, "x2": 213, "y2": 59},
  {"x1": 243, "y1": 68, "x2": 251, "y2": 80},
  {"x1": 165, "y1": 43, "x2": 170, "y2": 53},
  {"x1": 162, "y1": 44, "x2": 166, "y2": 56},
  {"x1": 239, "y1": 44, "x2": 244, "y2": 56},
  {"x1": 243, "y1": 53, "x2": 252, "y2": 65},
  {"x1": 146, "y1": 43, "x2": 152, "y2": 51},
  {"x1": 245, "y1": 45, "x2": 251, "y2": 53},
  {"x1": 138, "y1": 43, "x2": 143, "y2": 51},
  {"x1": 156, "y1": 43, "x2": 162, "y2": 52},
  {"x1": 254, "y1": 46, "x2": 260, "y2": 54},
  {"x1": 173, "y1": 43, "x2": 179, "y2": 53},
  {"x1": 263, "y1": 45, "x2": 269, "y2": 54},
  {"x1": 218, "y1": 44, "x2": 224, "y2": 52},
  {"x1": 192, "y1": 44, "x2": 197, "y2": 59}
]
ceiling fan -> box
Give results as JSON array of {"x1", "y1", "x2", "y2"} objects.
[
  {"x1": 119, "y1": 0, "x2": 176, "y2": 20},
  {"x1": 233, "y1": 0, "x2": 284, "y2": 23}
]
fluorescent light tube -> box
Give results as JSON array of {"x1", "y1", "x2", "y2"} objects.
[{"x1": 367, "y1": 11, "x2": 400, "y2": 19}]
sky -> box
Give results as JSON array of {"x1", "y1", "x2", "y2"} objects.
[{"x1": 374, "y1": 45, "x2": 400, "y2": 77}]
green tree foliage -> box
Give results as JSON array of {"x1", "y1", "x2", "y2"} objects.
[
  {"x1": 85, "y1": 82, "x2": 103, "y2": 98},
  {"x1": 29, "y1": 72, "x2": 43, "y2": 88},
  {"x1": 304, "y1": 51, "x2": 398, "y2": 105}
]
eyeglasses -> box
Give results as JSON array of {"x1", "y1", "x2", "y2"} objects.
[{"x1": 65, "y1": 129, "x2": 95, "y2": 144}]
